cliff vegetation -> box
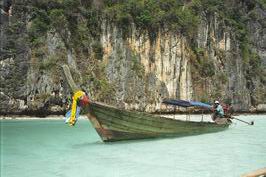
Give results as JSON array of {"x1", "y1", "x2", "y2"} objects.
[{"x1": 0, "y1": 0, "x2": 265, "y2": 114}]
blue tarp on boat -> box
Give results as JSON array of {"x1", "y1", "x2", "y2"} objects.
[
  {"x1": 162, "y1": 99, "x2": 212, "y2": 109},
  {"x1": 162, "y1": 99, "x2": 191, "y2": 107},
  {"x1": 190, "y1": 101, "x2": 212, "y2": 109}
]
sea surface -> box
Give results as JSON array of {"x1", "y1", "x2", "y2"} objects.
[{"x1": 1, "y1": 115, "x2": 266, "y2": 177}]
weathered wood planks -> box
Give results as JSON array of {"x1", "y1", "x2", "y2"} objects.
[{"x1": 88, "y1": 102, "x2": 230, "y2": 142}]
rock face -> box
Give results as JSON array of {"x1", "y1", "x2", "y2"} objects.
[
  {"x1": 193, "y1": 13, "x2": 252, "y2": 111},
  {"x1": 1, "y1": 1, "x2": 30, "y2": 114},
  {"x1": 101, "y1": 23, "x2": 193, "y2": 112},
  {"x1": 0, "y1": 1, "x2": 265, "y2": 115}
]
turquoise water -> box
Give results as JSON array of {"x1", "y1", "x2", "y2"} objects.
[{"x1": 1, "y1": 115, "x2": 266, "y2": 177}]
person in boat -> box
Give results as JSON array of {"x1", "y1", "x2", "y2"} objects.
[
  {"x1": 212, "y1": 100, "x2": 224, "y2": 121},
  {"x1": 66, "y1": 90, "x2": 89, "y2": 126}
]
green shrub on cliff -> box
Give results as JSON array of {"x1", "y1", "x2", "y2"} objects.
[
  {"x1": 256, "y1": 0, "x2": 266, "y2": 9},
  {"x1": 104, "y1": 0, "x2": 199, "y2": 38},
  {"x1": 28, "y1": 9, "x2": 50, "y2": 46},
  {"x1": 39, "y1": 55, "x2": 59, "y2": 71},
  {"x1": 92, "y1": 41, "x2": 104, "y2": 60}
]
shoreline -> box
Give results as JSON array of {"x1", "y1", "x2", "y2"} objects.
[
  {"x1": 0, "y1": 113, "x2": 265, "y2": 120},
  {"x1": 1, "y1": 107, "x2": 265, "y2": 119}
]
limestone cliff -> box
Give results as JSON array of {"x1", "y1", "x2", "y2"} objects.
[{"x1": 0, "y1": 0, "x2": 265, "y2": 115}]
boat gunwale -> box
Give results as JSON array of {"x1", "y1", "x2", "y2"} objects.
[
  {"x1": 90, "y1": 102, "x2": 230, "y2": 127},
  {"x1": 93, "y1": 106, "x2": 229, "y2": 131}
]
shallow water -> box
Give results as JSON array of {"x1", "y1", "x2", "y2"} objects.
[{"x1": 1, "y1": 115, "x2": 266, "y2": 177}]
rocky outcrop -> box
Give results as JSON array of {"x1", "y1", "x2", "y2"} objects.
[
  {"x1": 101, "y1": 22, "x2": 193, "y2": 112},
  {"x1": 1, "y1": 2, "x2": 30, "y2": 114},
  {"x1": 0, "y1": 4, "x2": 67, "y2": 115},
  {"x1": 0, "y1": 1, "x2": 265, "y2": 115}
]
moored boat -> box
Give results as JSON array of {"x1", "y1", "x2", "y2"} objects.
[{"x1": 86, "y1": 102, "x2": 230, "y2": 142}]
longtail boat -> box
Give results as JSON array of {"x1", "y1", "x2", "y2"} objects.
[
  {"x1": 62, "y1": 65, "x2": 231, "y2": 142},
  {"x1": 86, "y1": 102, "x2": 230, "y2": 142}
]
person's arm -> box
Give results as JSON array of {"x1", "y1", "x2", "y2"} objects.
[
  {"x1": 217, "y1": 105, "x2": 224, "y2": 116},
  {"x1": 215, "y1": 106, "x2": 219, "y2": 113}
]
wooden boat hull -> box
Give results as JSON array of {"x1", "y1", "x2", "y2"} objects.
[{"x1": 86, "y1": 102, "x2": 230, "y2": 142}]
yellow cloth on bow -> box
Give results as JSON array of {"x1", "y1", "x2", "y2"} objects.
[{"x1": 69, "y1": 90, "x2": 85, "y2": 126}]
